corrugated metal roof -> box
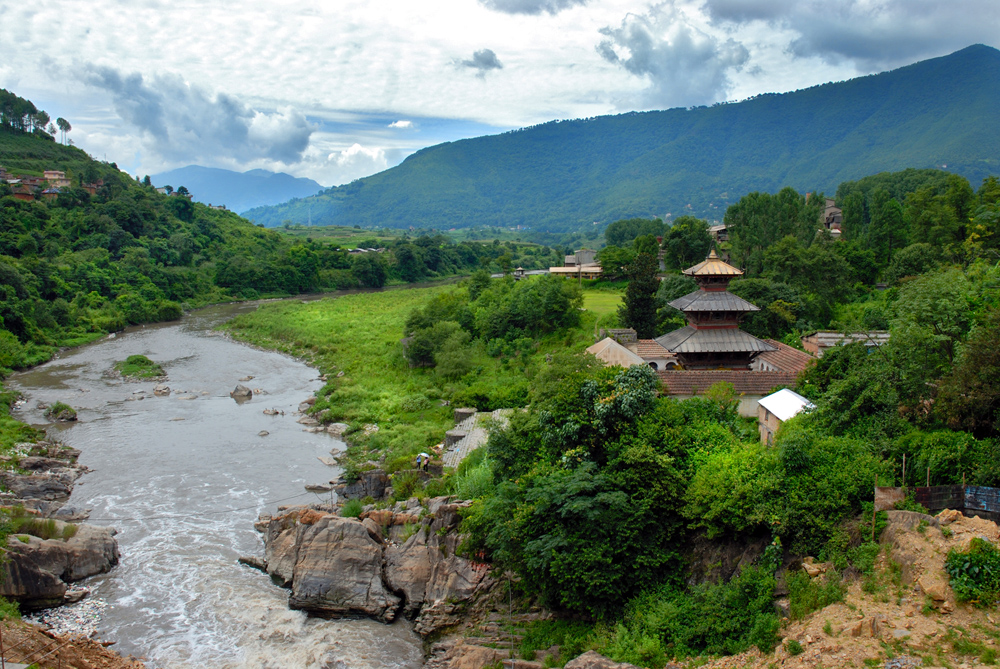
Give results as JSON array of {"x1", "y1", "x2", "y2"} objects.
[
  {"x1": 758, "y1": 388, "x2": 815, "y2": 421},
  {"x1": 655, "y1": 326, "x2": 777, "y2": 354},
  {"x1": 586, "y1": 338, "x2": 646, "y2": 368},
  {"x1": 682, "y1": 249, "x2": 744, "y2": 277},
  {"x1": 668, "y1": 290, "x2": 760, "y2": 313}
]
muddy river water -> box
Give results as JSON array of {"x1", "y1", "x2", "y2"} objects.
[{"x1": 9, "y1": 302, "x2": 423, "y2": 668}]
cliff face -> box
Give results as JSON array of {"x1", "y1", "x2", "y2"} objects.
[{"x1": 251, "y1": 495, "x2": 491, "y2": 634}]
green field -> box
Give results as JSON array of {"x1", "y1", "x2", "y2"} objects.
[{"x1": 223, "y1": 281, "x2": 612, "y2": 472}]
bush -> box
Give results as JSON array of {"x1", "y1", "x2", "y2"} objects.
[
  {"x1": 114, "y1": 354, "x2": 165, "y2": 379},
  {"x1": 787, "y1": 571, "x2": 846, "y2": 619},
  {"x1": 44, "y1": 401, "x2": 76, "y2": 421},
  {"x1": 945, "y1": 538, "x2": 1000, "y2": 607},
  {"x1": 341, "y1": 498, "x2": 364, "y2": 518}
]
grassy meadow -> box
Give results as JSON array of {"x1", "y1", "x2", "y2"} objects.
[{"x1": 223, "y1": 280, "x2": 623, "y2": 472}]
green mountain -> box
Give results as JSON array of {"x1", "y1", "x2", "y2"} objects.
[
  {"x1": 246, "y1": 44, "x2": 1000, "y2": 232},
  {"x1": 150, "y1": 165, "x2": 325, "y2": 214}
]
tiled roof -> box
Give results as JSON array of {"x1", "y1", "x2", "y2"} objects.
[
  {"x1": 757, "y1": 339, "x2": 815, "y2": 374},
  {"x1": 657, "y1": 369, "x2": 798, "y2": 396},
  {"x1": 668, "y1": 290, "x2": 760, "y2": 313},
  {"x1": 655, "y1": 326, "x2": 777, "y2": 354},
  {"x1": 633, "y1": 339, "x2": 674, "y2": 359},
  {"x1": 683, "y1": 249, "x2": 743, "y2": 277},
  {"x1": 586, "y1": 337, "x2": 646, "y2": 368}
]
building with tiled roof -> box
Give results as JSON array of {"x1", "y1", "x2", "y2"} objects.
[
  {"x1": 630, "y1": 339, "x2": 677, "y2": 370},
  {"x1": 655, "y1": 368, "x2": 799, "y2": 416},
  {"x1": 654, "y1": 249, "x2": 776, "y2": 369},
  {"x1": 753, "y1": 340, "x2": 816, "y2": 374}
]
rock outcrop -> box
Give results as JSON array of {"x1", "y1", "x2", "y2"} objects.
[
  {"x1": 0, "y1": 522, "x2": 119, "y2": 610},
  {"x1": 332, "y1": 469, "x2": 390, "y2": 500},
  {"x1": 253, "y1": 496, "x2": 490, "y2": 632}
]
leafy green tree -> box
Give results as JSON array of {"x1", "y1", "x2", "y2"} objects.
[
  {"x1": 350, "y1": 253, "x2": 386, "y2": 288},
  {"x1": 605, "y1": 218, "x2": 665, "y2": 248},
  {"x1": 935, "y1": 308, "x2": 1000, "y2": 438},
  {"x1": 618, "y1": 251, "x2": 659, "y2": 338},
  {"x1": 662, "y1": 216, "x2": 712, "y2": 269},
  {"x1": 596, "y1": 245, "x2": 635, "y2": 280}
]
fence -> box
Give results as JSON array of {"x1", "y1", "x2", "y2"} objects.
[{"x1": 875, "y1": 485, "x2": 1000, "y2": 523}]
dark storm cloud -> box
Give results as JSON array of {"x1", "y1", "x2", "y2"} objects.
[
  {"x1": 478, "y1": 0, "x2": 586, "y2": 15},
  {"x1": 598, "y1": 6, "x2": 749, "y2": 108},
  {"x1": 81, "y1": 64, "x2": 313, "y2": 164},
  {"x1": 460, "y1": 49, "x2": 504, "y2": 77},
  {"x1": 701, "y1": 0, "x2": 1000, "y2": 69}
]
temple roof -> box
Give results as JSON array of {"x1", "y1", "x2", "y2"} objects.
[
  {"x1": 655, "y1": 326, "x2": 778, "y2": 354},
  {"x1": 668, "y1": 290, "x2": 760, "y2": 313},
  {"x1": 682, "y1": 249, "x2": 744, "y2": 277}
]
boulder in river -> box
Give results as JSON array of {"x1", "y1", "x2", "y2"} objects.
[
  {"x1": 255, "y1": 497, "x2": 490, "y2": 633},
  {"x1": 153, "y1": 384, "x2": 170, "y2": 396},
  {"x1": 230, "y1": 385, "x2": 253, "y2": 402},
  {"x1": 0, "y1": 522, "x2": 119, "y2": 610}
]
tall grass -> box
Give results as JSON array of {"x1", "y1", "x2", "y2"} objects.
[{"x1": 223, "y1": 283, "x2": 611, "y2": 473}]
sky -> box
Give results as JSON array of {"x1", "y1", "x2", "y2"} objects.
[{"x1": 1, "y1": 0, "x2": 998, "y2": 188}]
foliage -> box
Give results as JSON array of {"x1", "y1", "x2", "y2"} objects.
[
  {"x1": 617, "y1": 252, "x2": 659, "y2": 338},
  {"x1": 604, "y1": 218, "x2": 665, "y2": 248},
  {"x1": 114, "y1": 354, "x2": 165, "y2": 379},
  {"x1": 341, "y1": 498, "x2": 364, "y2": 518},
  {"x1": 945, "y1": 538, "x2": 1000, "y2": 607},
  {"x1": 786, "y1": 571, "x2": 846, "y2": 619},
  {"x1": 43, "y1": 401, "x2": 76, "y2": 421},
  {"x1": 935, "y1": 307, "x2": 1000, "y2": 438},
  {"x1": 661, "y1": 216, "x2": 712, "y2": 270}
]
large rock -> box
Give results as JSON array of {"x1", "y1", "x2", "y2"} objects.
[
  {"x1": 256, "y1": 496, "x2": 489, "y2": 631},
  {"x1": 564, "y1": 651, "x2": 642, "y2": 669},
  {"x1": 0, "y1": 522, "x2": 119, "y2": 610},
  {"x1": 287, "y1": 515, "x2": 400, "y2": 621},
  {"x1": 230, "y1": 385, "x2": 253, "y2": 401},
  {"x1": 333, "y1": 469, "x2": 389, "y2": 500}
]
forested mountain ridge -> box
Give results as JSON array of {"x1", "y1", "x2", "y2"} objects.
[
  {"x1": 150, "y1": 165, "x2": 325, "y2": 214},
  {"x1": 246, "y1": 44, "x2": 1000, "y2": 231}
]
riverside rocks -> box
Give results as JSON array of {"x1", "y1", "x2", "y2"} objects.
[
  {"x1": 253, "y1": 496, "x2": 490, "y2": 633},
  {"x1": 332, "y1": 468, "x2": 390, "y2": 500},
  {"x1": 0, "y1": 522, "x2": 119, "y2": 610}
]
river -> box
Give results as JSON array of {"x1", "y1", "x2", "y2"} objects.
[{"x1": 8, "y1": 303, "x2": 424, "y2": 669}]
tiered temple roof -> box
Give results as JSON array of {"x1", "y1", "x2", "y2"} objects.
[{"x1": 654, "y1": 249, "x2": 776, "y2": 370}]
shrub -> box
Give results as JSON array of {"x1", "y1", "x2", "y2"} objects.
[
  {"x1": 0, "y1": 597, "x2": 19, "y2": 620},
  {"x1": 785, "y1": 639, "x2": 805, "y2": 656},
  {"x1": 341, "y1": 499, "x2": 364, "y2": 518},
  {"x1": 114, "y1": 354, "x2": 165, "y2": 379},
  {"x1": 787, "y1": 571, "x2": 846, "y2": 619},
  {"x1": 945, "y1": 538, "x2": 1000, "y2": 607},
  {"x1": 43, "y1": 402, "x2": 76, "y2": 421}
]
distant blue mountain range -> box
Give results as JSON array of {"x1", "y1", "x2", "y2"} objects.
[{"x1": 151, "y1": 165, "x2": 324, "y2": 214}]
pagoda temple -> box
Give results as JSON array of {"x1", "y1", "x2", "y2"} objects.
[{"x1": 654, "y1": 250, "x2": 776, "y2": 370}]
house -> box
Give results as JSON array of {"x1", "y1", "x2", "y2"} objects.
[
  {"x1": 565, "y1": 249, "x2": 597, "y2": 267},
  {"x1": 598, "y1": 328, "x2": 678, "y2": 370},
  {"x1": 752, "y1": 340, "x2": 815, "y2": 374},
  {"x1": 43, "y1": 170, "x2": 71, "y2": 188},
  {"x1": 586, "y1": 337, "x2": 646, "y2": 368},
  {"x1": 758, "y1": 388, "x2": 814, "y2": 444},
  {"x1": 801, "y1": 331, "x2": 890, "y2": 358},
  {"x1": 657, "y1": 368, "x2": 799, "y2": 417},
  {"x1": 11, "y1": 184, "x2": 35, "y2": 201},
  {"x1": 824, "y1": 199, "x2": 843, "y2": 237},
  {"x1": 709, "y1": 224, "x2": 728, "y2": 242},
  {"x1": 549, "y1": 264, "x2": 602, "y2": 279},
  {"x1": 41, "y1": 188, "x2": 61, "y2": 201}
]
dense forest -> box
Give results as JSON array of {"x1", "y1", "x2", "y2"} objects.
[{"x1": 246, "y1": 45, "x2": 1000, "y2": 232}]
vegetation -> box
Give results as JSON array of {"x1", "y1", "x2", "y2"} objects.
[
  {"x1": 245, "y1": 45, "x2": 1000, "y2": 231},
  {"x1": 946, "y1": 538, "x2": 1000, "y2": 607},
  {"x1": 113, "y1": 354, "x2": 165, "y2": 379},
  {"x1": 43, "y1": 402, "x2": 76, "y2": 422}
]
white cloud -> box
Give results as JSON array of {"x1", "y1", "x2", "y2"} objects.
[
  {"x1": 332, "y1": 143, "x2": 388, "y2": 169},
  {"x1": 598, "y1": 3, "x2": 750, "y2": 108},
  {"x1": 388, "y1": 120, "x2": 413, "y2": 128}
]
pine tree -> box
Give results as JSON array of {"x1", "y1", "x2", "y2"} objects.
[{"x1": 618, "y1": 252, "x2": 659, "y2": 338}]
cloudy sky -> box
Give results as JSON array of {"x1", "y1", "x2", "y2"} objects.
[{"x1": 2, "y1": 0, "x2": 997, "y2": 187}]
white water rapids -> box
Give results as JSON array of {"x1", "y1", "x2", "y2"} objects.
[{"x1": 9, "y1": 303, "x2": 424, "y2": 668}]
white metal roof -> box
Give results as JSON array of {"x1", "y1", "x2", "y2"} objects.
[{"x1": 758, "y1": 388, "x2": 815, "y2": 421}]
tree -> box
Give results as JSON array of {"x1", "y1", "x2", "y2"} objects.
[
  {"x1": 596, "y1": 245, "x2": 635, "y2": 280},
  {"x1": 605, "y1": 218, "x2": 665, "y2": 247},
  {"x1": 351, "y1": 253, "x2": 386, "y2": 288},
  {"x1": 618, "y1": 251, "x2": 659, "y2": 338},
  {"x1": 935, "y1": 308, "x2": 1000, "y2": 438},
  {"x1": 176, "y1": 186, "x2": 190, "y2": 196},
  {"x1": 662, "y1": 215, "x2": 712, "y2": 269},
  {"x1": 56, "y1": 117, "x2": 71, "y2": 144}
]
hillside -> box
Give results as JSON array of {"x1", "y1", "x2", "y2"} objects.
[
  {"x1": 246, "y1": 44, "x2": 1000, "y2": 232},
  {"x1": 150, "y1": 165, "x2": 324, "y2": 214}
]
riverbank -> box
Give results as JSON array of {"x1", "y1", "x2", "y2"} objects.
[{"x1": 222, "y1": 280, "x2": 620, "y2": 475}]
